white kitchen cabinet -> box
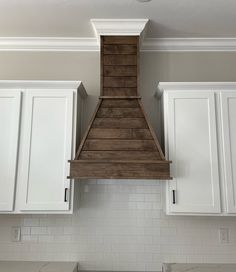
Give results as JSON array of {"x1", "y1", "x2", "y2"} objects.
[
  {"x1": 157, "y1": 82, "x2": 236, "y2": 216},
  {"x1": 0, "y1": 81, "x2": 87, "y2": 214},
  {"x1": 19, "y1": 90, "x2": 74, "y2": 211},
  {"x1": 0, "y1": 91, "x2": 21, "y2": 211},
  {"x1": 220, "y1": 92, "x2": 236, "y2": 214}
]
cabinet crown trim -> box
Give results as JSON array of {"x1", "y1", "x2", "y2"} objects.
[
  {"x1": 156, "y1": 82, "x2": 236, "y2": 98},
  {"x1": 0, "y1": 80, "x2": 87, "y2": 97}
]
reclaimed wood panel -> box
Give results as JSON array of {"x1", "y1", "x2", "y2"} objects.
[
  {"x1": 70, "y1": 161, "x2": 171, "y2": 179},
  {"x1": 104, "y1": 44, "x2": 137, "y2": 54},
  {"x1": 103, "y1": 36, "x2": 138, "y2": 44},
  {"x1": 101, "y1": 99, "x2": 139, "y2": 108},
  {"x1": 69, "y1": 35, "x2": 171, "y2": 180},
  {"x1": 92, "y1": 118, "x2": 147, "y2": 128},
  {"x1": 104, "y1": 77, "x2": 137, "y2": 88},
  {"x1": 79, "y1": 150, "x2": 161, "y2": 160},
  {"x1": 103, "y1": 55, "x2": 137, "y2": 66},
  {"x1": 87, "y1": 128, "x2": 152, "y2": 139},
  {"x1": 97, "y1": 108, "x2": 143, "y2": 118},
  {"x1": 104, "y1": 66, "x2": 137, "y2": 77},
  {"x1": 103, "y1": 88, "x2": 137, "y2": 96},
  {"x1": 83, "y1": 139, "x2": 156, "y2": 151}
]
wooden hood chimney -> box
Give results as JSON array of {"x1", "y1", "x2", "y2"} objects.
[{"x1": 69, "y1": 34, "x2": 171, "y2": 179}]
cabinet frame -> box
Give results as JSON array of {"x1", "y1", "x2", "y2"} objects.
[
  {"x1": 220, "y1": 92, "x2": 236, "y2": 214},
  {"x1": 0, "y1": 90, "x2": 21, "y2": 211}
]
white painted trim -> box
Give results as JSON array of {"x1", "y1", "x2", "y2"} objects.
[
  {"x1": 157, "y1": 82, "x2": 236, "y2": 97},
  {"x1": 1, "y1": 37, "x2": 236, "y2": 52},
  {"x1": 91, "y1": 19, "x2": 149, "y2": 37},
  {"x1": 0, "y1": 37, "x2": 98, "y2": 52},
  {"x1": 142, "y1": 38, "x2": 236, "y2": 52},
  {"x1": 0, "y1": 80, "x2": 87, "y2": 96}
]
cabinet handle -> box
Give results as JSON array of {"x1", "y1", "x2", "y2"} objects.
[
  {"x1": 172, "y1": 190, "x2": 176, "y2": 204},
  {"x1": 64, "y1": 188, "x2": 69, "y2": 202}
]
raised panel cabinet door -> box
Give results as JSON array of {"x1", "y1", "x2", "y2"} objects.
[
  {"x1": 0, "y1": 90, "x2": 21, "y2": 211},
  {"x1": 166, "y1": 91, "x2": 221, "y2": 214},
  {"x1": 221, "y1": 92, "x2": 236, "y2": 213},
  {"x1": 19, "y1": 90, "x2": 74, "y2": 211}
]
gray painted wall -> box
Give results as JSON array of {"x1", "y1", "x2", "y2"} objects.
[{"x1": 0, "y1": 51, "x2": 236, "y2": 140}]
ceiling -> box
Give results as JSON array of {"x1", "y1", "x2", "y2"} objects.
[{"x1": 0, "y1": 0, "x2": 236, "y2": 38}]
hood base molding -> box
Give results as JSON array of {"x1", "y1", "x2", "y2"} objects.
[{"x1": 69, "y1": 160, "x2": 171, "y2": 180}]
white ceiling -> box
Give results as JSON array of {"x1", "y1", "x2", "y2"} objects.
[{"x1": 0, "y1": 0, "x2": 236, "y2": 38}]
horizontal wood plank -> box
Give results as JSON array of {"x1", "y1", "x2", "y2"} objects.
[
  {"x1": 103, "y1": 55, "x2": 137, "y2": 66},
  {"x1": 87, "y1": 128, "x2": 152, "y2": 139},
  {"x1": 70, "y1": 161, "x2": 171, "y2": 179},
  {"x1": 104, "y1": 76, "x2": 137, "y2": 88},
  {"x1": 104, "y1": 66, "x2": 137, "y2": 77},
  {"x1": 82, "y1": 139, "x2": 156, "y2": 151},
  {"x1": 103, "y1": 44, "x2": 137, "y2": 54},
  {"x1": 103, "y1": 87, "x2": 137, "y2": 96},
  {"x1": 92, "y1": 118, "x2": 147, "y2": 129},
  {"x1": 101, "y1": 99, "x2": 139, "y2": 108},
  {"x1": 97, "y1": 108, "x2": 143, "y2": 118},
  {"x1": 103, "y1": 36, "x2": 138, "y2": 44},
  {"x1": 79, "y1": 150, "x2": 161, "y2": 160}
]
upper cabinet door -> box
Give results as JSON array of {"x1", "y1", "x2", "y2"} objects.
[
  {"x1": 19, "y1": 90, "x2": 74, "y2": 211},
  {"x1": 166, "y1": 91, "x2": 221, "y2": 214},
  {"x1": 221, "y1": 92, "x2": 236, "y2": 213},
  {"x1": 0, "y1": 90, "x2": 21, "y2": 211}
]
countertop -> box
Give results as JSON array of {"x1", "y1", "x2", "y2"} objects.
[
  {"x1": 163, "y1": 263, "x2": 236, "y2": 272},
  {"x1": 0, "y1": 261, "x2": 78, "y2": 272}
]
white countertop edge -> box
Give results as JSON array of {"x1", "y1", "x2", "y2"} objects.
[
  {"x1": 163, "y1": 263, "x2": 236, "y2": 272},
  {"x1": 0, "y1": 261, "x2": 78, "y2": 272}
]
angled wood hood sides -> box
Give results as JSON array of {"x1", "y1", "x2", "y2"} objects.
[{"x1": 69, "y1": 36, "x2": 171, "y2": 179}]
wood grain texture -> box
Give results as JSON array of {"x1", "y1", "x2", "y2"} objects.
[
  {"x1": 104, "y1": 76, "x2": 137, "y2": 88},
  {"x1": 103, "y1": 55, "x2": 137, "y2": 66},
  {"x1": 103, "y1": 88, "x2": 137, "y2": 96},
  {"x1": 97, "y1": 108, "x2": 143, "y2": 118},
  {"x1": 79, "y1": 150, "x2": 161, "y2": 160},
  {"x1": 92, "y1": 118, "x2": 147, "y2": 129},
  {"x1": 104, "y1": 44, "x2": 137, "y2": 55},
  {"x1": 83, "y1": 139, "x2": 157, "y2": 151},
  {"x1": 69, "y1": 35, "x2": 171, "y2": 180},
  {"x1": 103, "y1": 36, "x2": 138, "y2": 44},
  {"x1": 101, "y1": 99, "x2": 139, "y2": 108},
  {"x1": 87, "y1": 128, "x2": 152, "y2": 139},
  {"x1": 70, "y1": 161, "x2": 171, "y2": 179},
  {"x1": 104, "y1": 66, "x2": 137, "y2": 77}
]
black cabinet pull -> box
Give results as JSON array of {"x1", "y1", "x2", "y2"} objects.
[
  {"x1": 172, "y1": 190, "x2": 176, "y2": 204},
  {"x1": 64, "y1": 188, "x2": 68, "y2": 202}
]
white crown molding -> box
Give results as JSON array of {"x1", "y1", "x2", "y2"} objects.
[
  {"x1": 0, "y1": 79, "x2": 85, "y2": 90},
  {"x1": 156, "y1": 82, "x2": 236, "y2": 97},
  {"x1": 0, "y1": 37, "x2": 99, "y2": 51},
  {"x1": 91, "y1": 19, "x2": 149, "y2": 37},
  {"x1": 1, "y1": 37, "x2": 236, "y2": 52},
  {"x1": 142, "y1": 38, "x2": 236, "y2": 51}
]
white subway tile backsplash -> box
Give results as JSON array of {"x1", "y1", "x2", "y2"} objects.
[
  {"x1": 23, "y1": 218, "x2": 39, "y2": 227},
  {"x1": 0, "y1": 180, "x2": 236, "y2": 271}
]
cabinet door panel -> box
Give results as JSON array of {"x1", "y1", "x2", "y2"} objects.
[
  {"x1": 221, "y1": 92, "x2": 236, "y2": 213},
  {"x1": 20, "y1": 90, "x2": 73, "y2": 211},
  {"x1": 0, "y1": 90, "x2": 21, "y2": 211},
  {"x1": 166, "y1": 91, "x2": 221, "y2": 214}
]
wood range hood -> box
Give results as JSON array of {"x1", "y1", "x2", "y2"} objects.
[{"x1": 69, "y1": 34, "x2": 171, "y2": 180}]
